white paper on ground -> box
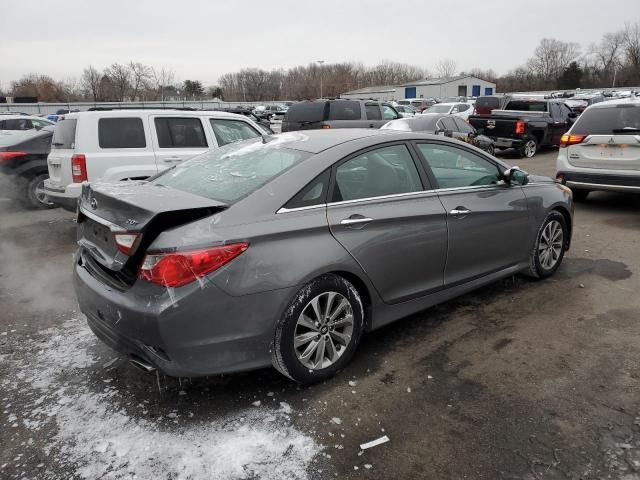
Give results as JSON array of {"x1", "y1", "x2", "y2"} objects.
[{"x1": 359, "y1": 435, "x2": 390, "y2": 450}]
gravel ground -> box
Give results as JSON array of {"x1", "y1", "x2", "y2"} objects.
[{"x1": 1, "y1": 148, "x2": 639, "y2": 479}]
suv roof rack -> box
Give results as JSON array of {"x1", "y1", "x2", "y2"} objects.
[{"x1": 86, "y1": 107, "x2": 198, "y2": 111}]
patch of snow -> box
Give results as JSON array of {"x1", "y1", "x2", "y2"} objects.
[{"x1": 4, "y1": 316, "x2": 319, "y2": 479}]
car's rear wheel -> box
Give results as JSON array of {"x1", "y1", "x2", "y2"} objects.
[
  {"x1": 526, "y1": 211, "x2": 567, "y2": 279},
  {"x1": 23, "y1": 174, "x2": 56, "y2": 210},
  {"x1": 572, "y1": 189, "x2": 589, "y2": 202},
  {"x1": 272, "y1": 274, "x2": 364, "y2": 384},
  {"x1": 485, "y1": 145, "x2": 495, "y2": 156},
  {"x1": 519, "y1": 136, "x2": 538, "y2": 158}
]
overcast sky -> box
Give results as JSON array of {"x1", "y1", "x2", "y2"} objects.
[{"x1": 0, "y1": 0, "x2": 637, "y2": 89}]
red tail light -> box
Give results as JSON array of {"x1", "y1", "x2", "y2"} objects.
[
  {"x1": 0, "y1": 151, "x2": 27, "y2": 162},
  {"x1": 139, "y1": 242, "x2": 249, "y2": 288},
  {"x1": 71, "y1": 154, "x2": 87, "y2": 183},
  {"x1": 114, "y1": 233, "x2": 140, "y2": 256},
  {"x1": 560, "y1": 134, "x2": 586, "y2": 147},
  {"x1": 515, "y1": 121, "x2": 525, "y2": 135}
]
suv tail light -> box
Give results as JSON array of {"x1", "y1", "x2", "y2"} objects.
[
  {"x1": 0, "y1": 151, "x2": 27, "y2": 162},
  {"x1": 139, "y1": 242, "x2": 249, "y2": 288},
  {"x1": 515, "y1": 121, "x2": 525, "y2": 135},
  {"x1": 71, "y1": 154, "x2": 87, "y2": 182},
  {"x1": 560, "y1": 134, "x2": 586, "y2": 147}
]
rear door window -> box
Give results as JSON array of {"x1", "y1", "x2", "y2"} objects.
[
  {"x1": 2, "y1": 118, "x2": 33, "y2": 130},
  {"x1": 209, "y1": 119, "x2": 260, "y2": 146},
  {"x1": 51, "y1": 118, "x2": 77, "y2": 149},
  {"x1": 154, "y1": 117, "x2": 208, "y2": 148},
  {"x1": 365, "y1": 104, "x2": 382, "y2": 120},
  {"x1": 285, "y1": 102, "x2": 327, "y2": 123},
  {"x1": 333, "y1": 144, "x2": 423, "y2": 201},
  {"x1": 98, "y1": 118, "x2": 146, "y2": 148},
  {"x1": 328, "y1": 101, "x2": 361, "y2": 120},
  {"x1": 571, "y1": 104, "x2": 640, "y2": 135}
]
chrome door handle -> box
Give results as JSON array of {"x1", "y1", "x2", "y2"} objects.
[
  {"x1": 340, "y1": 217, "x2": 373, "y2": 225},
  {"x1": 449, "y1": 208, "x2": 471, "y2": 216}
]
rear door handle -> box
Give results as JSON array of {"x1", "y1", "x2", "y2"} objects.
[
  {"x1": 449, "y1": 207, "x2": 471, "y2": 216},
  {"x1": 341, "y1": 217, "x2": 373, "y2": 225},
  {"x1": 163, "y1": 157, "x2": 182, "y2": 163}
]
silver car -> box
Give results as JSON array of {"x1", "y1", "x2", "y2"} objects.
[{"x1": 74, "y1": 129, "x2": 573, "y2": 384}]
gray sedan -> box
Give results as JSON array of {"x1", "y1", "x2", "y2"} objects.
[{"x1": 73, "y1": 129, "x2": 574, "y2": 384}]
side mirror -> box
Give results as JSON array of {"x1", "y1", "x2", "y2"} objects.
[
  {"x1": 444, "y1": 129, "x2": 453, "y2": 137},
  {"x1": 34, "y1": 124, "x2": 43, "y2": 131},
  {"x1": 503, "y1": 166, "x2": 529, "y2": 185}
]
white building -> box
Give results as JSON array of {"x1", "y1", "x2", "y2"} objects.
[{"x1": 340, "y1": 75, "x2": 497, "y2": 101}]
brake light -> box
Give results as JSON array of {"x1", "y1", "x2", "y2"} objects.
[
  {"x1": 321, "y1": 124, "x2": 331, "y2": 129},
  {"x1": 0, "y1": 151, "x2": 27, "y2": 162},
  {"x1": 71, "y1": 154, "x2": 87, "y2": 182},
  {"x1": 114, "y1": 233, "x2": 140, "y2": 256},
  {"x1": 515, "y1": 121, "x2": 525, "y2": 135},
  {"x1": 560, "y1": 134, "x2": 586, "y2": 147},
  {"x1": 139, "y1": 242, "x2": 249, "y2": 288}
]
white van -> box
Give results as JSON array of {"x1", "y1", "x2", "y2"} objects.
[{"x1": 44, "y1": 109, "x2": 267, "y2": 210}]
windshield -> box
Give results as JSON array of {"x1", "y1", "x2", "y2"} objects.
[
  {"x1": 426, "y1": 105, "x2": 453, "y2": 114},
  {"x1": 571, "y1": 104, "x2": 640, "y2": 135},
  {"x1": 150, "y1": 138, "x2": 311, "y2": 202}
]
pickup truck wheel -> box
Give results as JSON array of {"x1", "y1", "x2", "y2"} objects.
[
  {"x1": 23, "y1": 174, "x2": 56, "y2": 210},
  {"x1": 520, "y1": 136, "x2": 538, "y2": 158}
]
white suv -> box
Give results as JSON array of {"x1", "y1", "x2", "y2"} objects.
[
  {"x1": 556, "y1": 99, "x2": 640, "y2": 201},
  {"x1": 44, "y1": 109, "x2": 265, "y2": 210}
]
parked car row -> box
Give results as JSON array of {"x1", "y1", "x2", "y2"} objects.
[{"x1": 11, "y1": 96, "x2": 638, "y2": 384}]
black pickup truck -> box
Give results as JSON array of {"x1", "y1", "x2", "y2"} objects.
[{"x1": 468, "y1": 98, "x2": 578, "y2": 158}]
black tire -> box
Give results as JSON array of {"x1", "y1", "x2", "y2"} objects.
[
  {"x1": 485, "y1": 145, "x2": 495, "y2": 156},
  {"x1": 272, "y1": 274, "x2": 364, "y2": 384},
  {"x1": 572, "y1": 189, "x2": 589, "y2": 202},
  {"x1": 22, "y1": 173, "x2": 55, "y2": 210},
  {"x1": 526, "y1": 210, "x2": 567, "y2": 279},
  {"x1": 519, "y1": 135, "x2": 538, "y2": 158}
]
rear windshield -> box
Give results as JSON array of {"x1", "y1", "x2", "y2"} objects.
[
  {"x1": 328, "y1": 101, "x2": 361, "y2": 120},
  {"x1": 476, "y1": 97, "x2": 501, "y2": 108},
  {"x1": 150, "y1": 139, "x2": 311, "y2": 202},
  {"x1": 51, "y1": 119, "x2": 77, "y2": 149},
  {"x1": 505, "y1": 101, "x2": 548, "y2": 112},
  {"x1": 285, "y1": 102, "x2": 326, "y2": 123},
  {"x1": 426, "y1": 105, "x2": 453, "y2": 113},
  {"x1": 571, "y1": 104, "x2": 640, "y2": 135}
]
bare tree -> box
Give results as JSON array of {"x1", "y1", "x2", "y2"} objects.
[
  {"x1": 151, "y1": 67, "x2": 176, "y2": 101},
  {"x1": 623, "y1": 22, "x2": 640, "y2": 70},
  {"x1": 527, "y1": 38, "x2": 580, "y2": 86},
  {"x1": 128, "y1": 62, "x2": 153, "y2": 100},
  {"x1": 435, "y1": 59, "x2": 457, "y2": 78},
  {"x1": 104, "y1": 63, "x2": 132, "y2": 101},
  {"x1": 81, "y1": 66, "x2": 102, "y2": 101}
]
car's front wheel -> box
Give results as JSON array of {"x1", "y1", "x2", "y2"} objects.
[
  {"x1": 527, "y1": 211, "x2": 567, "y2": 279},
  {"x1": 272, "y1": 274, "x2": 364, "y2": 384}
]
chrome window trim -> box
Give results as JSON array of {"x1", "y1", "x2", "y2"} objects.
[
  {"x1": 434, "y1": 183, "x2": 506, "y2": 193},
  {"x1": 327, "y1": 189, "x2": 437, "y2": 208},
  {"x1": 276, "y1": 189, "x2": 439, "y2": 214}
]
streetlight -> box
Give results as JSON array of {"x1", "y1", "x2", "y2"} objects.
[{"x1": 317, "y1": 60, "x2": 325, "y2": 100}]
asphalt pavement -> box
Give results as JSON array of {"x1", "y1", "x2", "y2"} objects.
[{"x1": 1, "y1": 148, "x2": 639, "y2": 479}]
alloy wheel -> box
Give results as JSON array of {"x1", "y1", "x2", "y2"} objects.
[
  {"x1": 538, "y1": 220, "x2": 563, "y2": 270},
  {"x1": 34, "y1": 179, "x2": 50, "y2": 206},
  {"x1": 294, "y1": 291, "x2": 354, "y2": 370},
  {"x1": 524, "y1": 139, "x2": 537, "y2": 158}
]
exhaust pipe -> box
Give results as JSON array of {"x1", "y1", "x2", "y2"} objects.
[{"x1": 129, "y1": 356, "x2": 156, "y2": 374}]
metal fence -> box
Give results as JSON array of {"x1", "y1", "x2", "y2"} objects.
[{"x1": 0, "y1": 100, "x2": 282, "y2": 115}]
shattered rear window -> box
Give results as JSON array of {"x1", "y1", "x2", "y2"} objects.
[{"x1": 151, "y1": 138, "x2": 311, "y2": 202}]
